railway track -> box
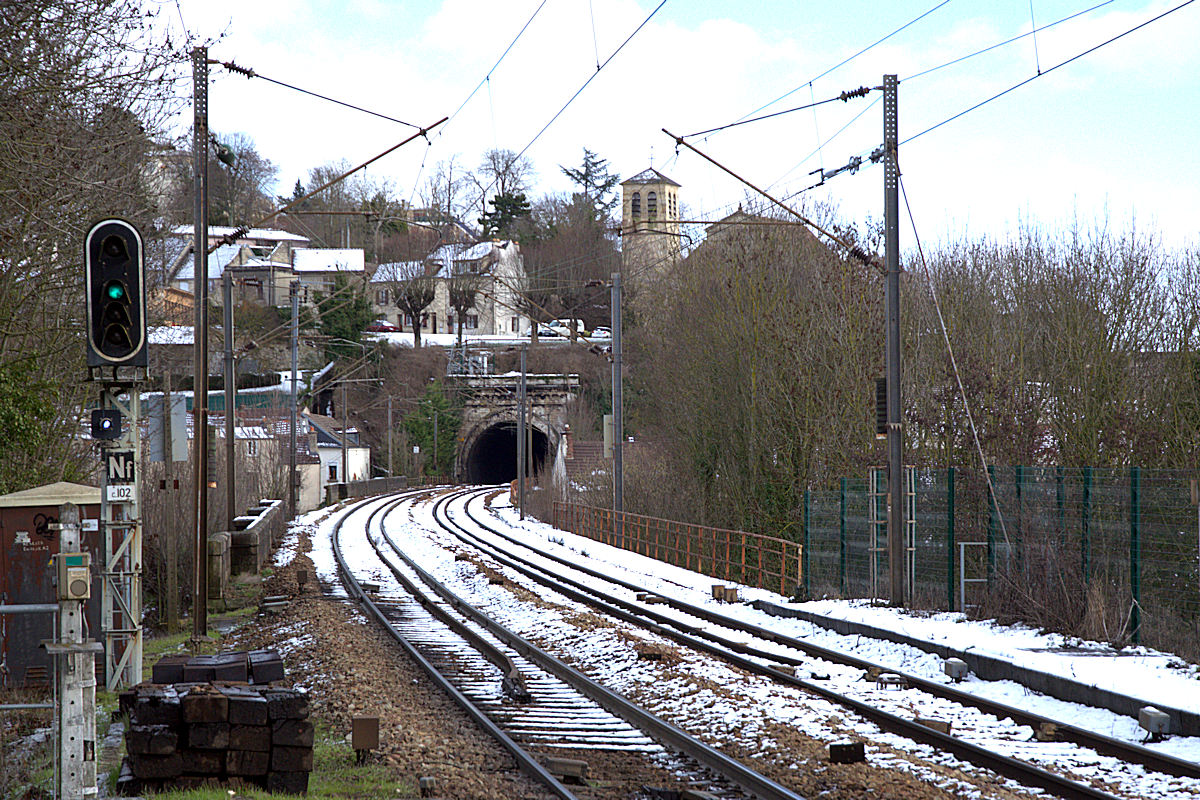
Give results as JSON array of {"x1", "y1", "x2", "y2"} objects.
[
  {"x1": 329, "y1": 491, "x2": 807, "y2": 800},
  {"x1": 408, "y1": 485, "x2": 1197, "y2": 800}
]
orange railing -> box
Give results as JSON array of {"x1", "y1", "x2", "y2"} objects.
[{"x1": 552, "y1": 502, "x2": 802, "y2": 596}]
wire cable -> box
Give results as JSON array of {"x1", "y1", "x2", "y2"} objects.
[
  {"x1": 728, "y1": 1, "x2": 954, "y2": 129},
  {"x1": 900, "y1": 174, "x2": 1011, "y2": 548},
  {"x1": 902, "y1": 0, "x2": 1195, "y2": 146},
  {"x1": 467, "y1": 0, "x2": 669, "y2": 213},
  {"x1": 216, "y1": 59, "x2": 420, "y2": 129},
  {"x1": 902, "y1": 0, "x2": 1113, "y2": 83},
  {"x1": 684, "y1": 86, "x2": 872, "y2": 139}
]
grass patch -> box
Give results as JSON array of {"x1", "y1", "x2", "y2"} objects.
[{"x1": 137, "y1": 723, "x2": 407, "y2": 799}]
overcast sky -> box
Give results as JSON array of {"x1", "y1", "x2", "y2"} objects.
[{"x1": 170, "y1": 0, "x2": 1200, "y2": 249}]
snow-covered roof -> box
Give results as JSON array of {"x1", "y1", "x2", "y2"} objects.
[
  {"x1": 170, "y1": 224, "x2": 310, "y2": 244},
  {"x1": 426, "y1": 241, "x2": 511, "y2": 278},
  {"x1": 214, "y1": 425, "x2": 273, "y2": 440},
  {"x1": 293, "y1": 248, "x2": 365, "y2": 273},
  {"x1": 371, "y1": 261, "x2": 424, "y2": 283},
  {"x1": 148, "y1": 325, "x2": 194, "y2": 345},
  {"x1": 621, "y1": 167, "x2": 680, "y2": 187},
  {"x1": 174, "y1": 244, "x2": 240, "y2": 281}
]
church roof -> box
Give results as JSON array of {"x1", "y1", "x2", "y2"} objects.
[{"x1": 621, "y1": 167, "x2": 680, "y2": 187}]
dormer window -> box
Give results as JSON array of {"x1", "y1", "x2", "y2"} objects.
[
  {"x1": 631, "y1": 192, "x2": 641, "y2": 214},
  {"x1": 647, "y1": 191, "x2": 657, "y2": 215}
]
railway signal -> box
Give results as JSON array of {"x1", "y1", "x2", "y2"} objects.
[{"x1": 85, "y1": 218, "x2": 147, "y2": 367}]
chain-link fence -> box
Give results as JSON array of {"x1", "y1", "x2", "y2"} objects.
[{"x1": 561, "y1": 466, "x2": 1200, "y2": 659}]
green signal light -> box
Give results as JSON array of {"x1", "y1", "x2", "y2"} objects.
[{"x1": 105, "y1": 282, "x2": 125, "y2": 301}]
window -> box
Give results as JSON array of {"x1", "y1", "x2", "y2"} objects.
[
  {"x1": 328, "y1": 463, "x2": 337, "y2": 482},
  {"x1": 511, "y1": 316, "x2": 519, "y2": 332},
  {"x1": 631, "y1": 192, "x2": 641, "y2": 214},
  {"x1": 466, "y1": 314, "x2": 478, "y2": 330},
  {"x1": 647, "y1": 191, "x2": 657, "y2": 214},
  {"x1": 246, "y1": 440, "x2": 258, "y2": 457},
  {"x1": 377, "y1": 289, "x2": 389, "y2": 305}
]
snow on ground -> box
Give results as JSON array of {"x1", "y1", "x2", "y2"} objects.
[
  {"x1": 295, "y1": 489, "x2": 1200, "y2": 792},
  {"x1": 485, "y1": 496, "x2": 1200, "y2": 764}
]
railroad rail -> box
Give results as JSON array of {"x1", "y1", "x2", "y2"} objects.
[
  {"x1": 430, "y1": 486, "x2": 1193, "y2": 800},
  {"x1": 332, "y1": 490, "x2": 806, "y2": 800}
]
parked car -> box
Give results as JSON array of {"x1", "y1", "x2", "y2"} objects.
[
  {"x1": 549, "y1": 318, "x2": 588, "y2": 336},
  {"x1": 364, "y1": 319, "x2": 399, "y2": 333},
  {"x1": 590, "y1": 326, "x2": 612, "y2": 339},
  {"x1": 523, "y1": 323, "x2": 561, "y2": 337}
]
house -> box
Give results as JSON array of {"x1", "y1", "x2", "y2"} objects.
[
  {"x1": 301, "y1": 409, "x2": 370, "y2": 492},
  {"x1": 293, "y1": 248, "x2": 366, "y2": 299},
  {"x1": 370, "y1": 240, "x2": 528, "y2": 336},
  {"x1": 167, "y1": 225, "x2": 311, "y2": 296}
]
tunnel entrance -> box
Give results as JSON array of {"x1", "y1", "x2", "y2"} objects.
[{"x1": 462, "y1": 422, "x2": 551, "y2": 484}]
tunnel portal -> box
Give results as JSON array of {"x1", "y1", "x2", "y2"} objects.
[{"x1": 462, "y1": 422, "x2": 551, "y2": 484}]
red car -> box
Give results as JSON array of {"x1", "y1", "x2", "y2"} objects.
[{"x1": 364, "y1": 320, "x2": 400, "y2": 333}]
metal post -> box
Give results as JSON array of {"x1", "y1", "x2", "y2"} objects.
[
  {"x1": 1082, "y1": 465, "x2": 1092, "y2": 585},
  {"x1": 99, "y1": 384, "x2": 143, "y2": 689},
  {"x1": 288, "y1": 282, "x2": 298, "y2": 520},
  {"x1": 387, "y1": 396, "x2": 393, "y2": 477},
  {"x1": 839, "y1": 477, "x2": 847, "y2": 594},
  {"x1": 1130, "y1": 466, "x2": 1141, "y2": 643},
  {"x1": 341, "y1": 382, "x2": 348, "y2": 484},
  {"x1": 883, "y1": 73, "x2": 905, "y2": 607},
  {"x1": 611, "y1": 272, "x2": 624, "y2": 543},
  {"x1": 517, "y1": 346, "x2": 527, "y2": 519},
  {"x1": 946, "y1": 467, "x2": 956, "y2": 611},
  {"x1": 191, "y1": 46, "x2": 210, "y2": 642},
  {"x1": 54, "y1": 504, "x2": 98, "y2": 800},
  {"x1": 987, "y1": 465, "x2": 997, "y2": 578},
  {"x1": 223, "y1": 268, "x2": 235, "y2": 532},
  {"x1": 802, "y1": 490, "x2": 811, "y2": 598},
  {"x1": 433, "y1": 411, "x2": 439, "y2": 472}
]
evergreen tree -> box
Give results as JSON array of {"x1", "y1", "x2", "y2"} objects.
[
  {"x1": 479, "y1": 191, "x2": 532, "y2": 240},
  {"x1": 561, "y1": 148, "x2": 620, "y2": 220}
]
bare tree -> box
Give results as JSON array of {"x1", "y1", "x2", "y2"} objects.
[
  {"x1": 448, "y1": 273, "x2": 481, "y2": 347},
  {"x1": 0, "y1": 0, "x2": 181, "y2": 492},
  {"x1": 391, "y1": 263, "x2": 437, "y2": 349}
]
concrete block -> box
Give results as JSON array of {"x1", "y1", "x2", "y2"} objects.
[
  {"x1": 545, "y1": 757, "x2": 588, "y2": 783},
  {"x1": 266, "y1": 770, "x2": 311, "y2": 794},
  {"x1": 152, "y1": 654, "x2": 190, "y2": 684},
  {"x1": 263, "y1": 688, "x2": 309, "y2": 720},
  {"x1": 131, "y1": 691, "x2": 181, "y2": 727},
  {"x1": 186, "y1": 722, "x2": 230, "y2": 750},
  {"x1": 272, "y1": 718, "x2": 315, "y2": 748},
  {"x1": 182, "y1": 656, "x2": 217, "y2": 683},
  {"x1": 129, "y1": 752, "x2": 183, "y2": 780},
  {"x1": 124, "y1": 724, "x2": 178, "y2": 756},
  {"x1": 419, "y1": 775, "x2": 438, "y2": 796},
  {"x1": 876, "y1": 673, "x2": 907, "y2": 690},
  {"x1": 1140, "y1": 706, "x2": 1171, "y2": 737},
  {"x1": 723, "y1": 586, "x2": 740, "y2": 603},
  {"x1": 221, "y1": 686, "x2": 268, "y2": 726},
  {"x1": 916, "y1": 717, "x2": 952, "y2": 735},
  {"x1": 828, "y1": 741, "x2": 865, "y2": 764},
  {"x1": 226, "y1": 749, "x2": 270, "y2": 777},
  {"x1": 249, "y1": 649, "x2": 285, "y2": 684},
  {"x1": 180, "y1": 747, "x2": 225, "y2": 775},
  {"x1": 943, "y1": 657, "x2": 968, "y2": 682},
  {"x1": 182, "y1": 685, "x2": 228, "y2": 723},
  {"x1": 229, "y1": 724, "x2": 272, "y2": 752},
  {"x1": 211, "y1": 651, "x2": 248, "y2": 682},
  {"x1": 271, "y1": 745, "x2": 314, "y2": 772},
  {"x1": 712, "y1": 584, "x2": 725, "y2": 600}
]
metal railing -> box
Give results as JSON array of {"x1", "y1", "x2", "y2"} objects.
[{"x1": 553, "y1": 502, "x2": 802, "y2": 596}]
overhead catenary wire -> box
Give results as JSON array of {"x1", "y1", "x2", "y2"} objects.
[
  {"x1": 663, "y1": 128, "x2": 879, "y2": 270},
  {"x1": 902, "y1": 0, "x2": 1195, "y2": 147},
  {"x1": 724, "y1": 0, "x2": 954, "y2": 132},
  {"x1": 901, "y1": 0, "x2": 1113, "y2": 83},
  {"x1": 899, "y1": 174, "x2": 1011, "y2": 549},
  {"x1": 683, "y1": 86, "x2": 873, "y2": 139},
  {"x1": 466, "y1": 0, "x2": 670, "y2": 213},
  {"x1": 215, "y1": 59, "x2": 421, "y2": 129}
]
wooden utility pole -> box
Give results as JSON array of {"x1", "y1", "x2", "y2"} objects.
[{"x1": 883, "y1": 73, "x2": 907, "y2": 606}]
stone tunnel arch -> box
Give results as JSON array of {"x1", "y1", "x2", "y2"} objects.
[{"x1": 459, "y1": 417, "x2": 552, "y2": 484}]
